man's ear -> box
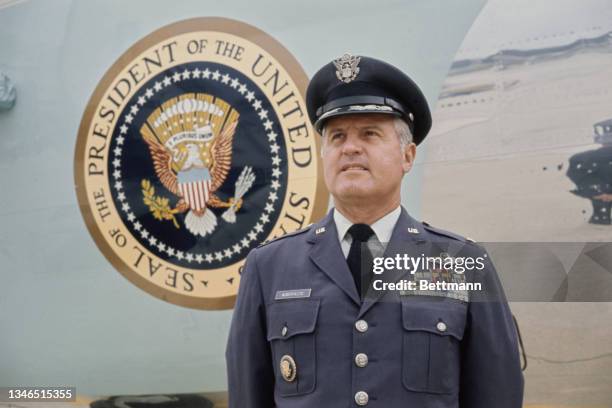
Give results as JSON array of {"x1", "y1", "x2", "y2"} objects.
[{"x1": 402, "y1": 143, "x2": 417, "y2": 173}]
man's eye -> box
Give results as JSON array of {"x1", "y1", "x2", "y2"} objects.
[
  {"x1": 365, "y1": 130, "x2": 379, "y2": 137},
  {"x1": 330, "y1": 133, "x2": 343, "y2": 140}
]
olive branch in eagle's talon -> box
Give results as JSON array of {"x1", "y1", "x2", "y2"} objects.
[{"x1": 141, "y1": 179, "x2": 182, "y2": 229}]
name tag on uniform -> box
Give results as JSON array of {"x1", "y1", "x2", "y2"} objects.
[{"x1": 275, "y1": 288, "x2": 312, "y2": 300}]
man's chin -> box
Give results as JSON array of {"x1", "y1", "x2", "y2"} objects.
[{"x1": 333, "y1": 185, "x2": 376, "y2": 201}]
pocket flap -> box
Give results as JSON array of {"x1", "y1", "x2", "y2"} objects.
[
  {"x1": 401, "y1": 298, "x2": 467, "y2": 340},
  {"x1": 267, "y1": 299, "x2": 320, "y2": 341}
]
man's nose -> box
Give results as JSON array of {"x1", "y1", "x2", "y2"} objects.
[{"x1": 341, "y1": 134, "x2": 363, "y2": 155}]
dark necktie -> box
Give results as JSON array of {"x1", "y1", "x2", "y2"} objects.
[{"x1": 346, "y1": 224, "x2": 375, "y2": 299}]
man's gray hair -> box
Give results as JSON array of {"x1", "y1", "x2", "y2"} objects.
[
  {"x1": 321, "y1": 116, "x2": 413, "y2": 154},
  {"x1": 393, "y1": 117, "x2": 413, "y2": 150}
]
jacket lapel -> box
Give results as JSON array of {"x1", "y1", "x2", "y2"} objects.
[{"x1": 308, "y1": 210, "x2": 361, "y2": 306}]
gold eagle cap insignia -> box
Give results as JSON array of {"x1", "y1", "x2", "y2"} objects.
[{"x1": 333, "y1": 53, "x2": 361, "y2": 83}]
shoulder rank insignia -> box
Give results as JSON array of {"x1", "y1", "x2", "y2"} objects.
[
  {"x1": 257, "y1": 224, "x2": 312, "y2": 248},
  {"x1": 422, "y1": 221, "x2": 474, "y2": 243}
]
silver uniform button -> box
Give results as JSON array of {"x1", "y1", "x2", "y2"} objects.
[
  {"x1": 355, "y1": 353, "x2": 368, "y2": 368},
  {"x1": 281, "y1": 325, "x2": 288, "y2": 336},
  {"x1": 436, "y1": 321, "x2": 447, "y2": 332},
  {"x1": 355, "y1": 320, "x2": 369, "y2": 333},
  {"x1": 355, "y1": 391, "x2": 369, "y2": 406}
]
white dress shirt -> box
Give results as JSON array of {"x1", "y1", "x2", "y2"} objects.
[{"x1": 333, "y1": 206, "x2": 402, "y2": 258}]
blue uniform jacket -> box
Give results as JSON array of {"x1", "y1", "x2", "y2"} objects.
[{"x1": 226, "y1": 208, "x2": 524, "y2": 407}]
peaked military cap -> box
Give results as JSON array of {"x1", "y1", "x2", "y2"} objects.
[{"x1": 306, "y1": 53, "x2": 432, "y2": 145}]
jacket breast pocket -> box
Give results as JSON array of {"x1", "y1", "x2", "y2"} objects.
[
  {"x1": 401, "y1": 298, "x2": 467, "y2": 395},
  {"x1": 266, "y1": 298, "x2": 320, "y2": 397}
]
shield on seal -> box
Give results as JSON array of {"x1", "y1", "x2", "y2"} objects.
[{"x1": 177, "y1": 167, "x2": 212, "y2": 212}]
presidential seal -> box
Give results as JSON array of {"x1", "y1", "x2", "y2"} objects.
[{"x1": 74, "y1": 18, "x2": 328, "y2": 309}]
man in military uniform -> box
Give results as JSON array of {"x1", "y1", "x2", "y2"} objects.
[
  {"x1": 567, "y1": 119, "x2": 612, "y2": 224},
  {"x1": 226, "y1": 54, "x2": 524, "y2": 407}
]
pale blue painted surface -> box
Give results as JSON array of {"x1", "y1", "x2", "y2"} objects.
[{"x1": 0, "y1": 0, "x2": 485, "y2": 395}]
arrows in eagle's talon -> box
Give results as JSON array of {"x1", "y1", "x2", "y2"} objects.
[{"x1": 227, "y1": 197, "x2": 243, "y2": 211}]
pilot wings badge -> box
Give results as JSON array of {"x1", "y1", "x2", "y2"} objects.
[
  {"x1": 333, "y1": 53, "x2": 361, "y2": 83},
  {"x1": 140, "y1": 94, "x2": 254, "y2": 237}
]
